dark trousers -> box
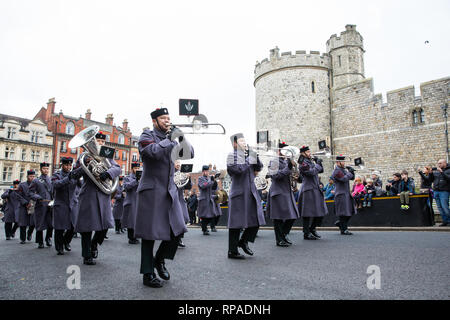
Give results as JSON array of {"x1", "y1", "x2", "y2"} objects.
[
  {"x1": 4, "y1": 222, "x2": 18, "y2": 238},
  {"x1": 127, "y1": 228, "x2": 136, "y2": 241},
  {"x1": 212, "y1": 215, "x2": 220, "y2": 227},
  {"x1": 55, "y1": 227, "x2": 74, "y2": 251},
  {"x1": 20, "y1": 226, "x2": 35, "y2": 242},
  {"x1": 302, "y1": 217, "x2": 323, "y2": 234},
  {"x1": 35, "y1": 228, "x2": 53, "y2": 244},
  {"x1": 140, "y1": 230, "x2": 180, "y2": 275},
  {"x1": 273, "y1": 219, "x2": 295, "y2": 243},
  {"x1": 188, "y1": 209, "x2": 196, "y2": 224},
  {"x1": 338, "y1": 216, "x2": 351, "y2": 232},
  {"x1": 228, "y1": 226, "x2": 259, "y2": 254},
  {"x1": 114, "y1": 219, "x2": 122, "y2": 232},
  {"x1": 80, "y1": 230, "x2": 107, "y2": 259},
  {"x1": 201, "y1": 218, "x2": 213, "y2": 231}
]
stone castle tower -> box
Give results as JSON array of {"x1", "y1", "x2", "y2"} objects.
[{"x1": 255, "y1": 25, "x2": 449, "y2": 184}]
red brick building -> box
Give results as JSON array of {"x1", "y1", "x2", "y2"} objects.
[{"x1": 34, "y1": 98, "x2": 135, "y2": 175}]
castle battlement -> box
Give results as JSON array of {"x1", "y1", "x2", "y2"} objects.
[
  {"x1": 254, "y1": 47, "x2": 330, "y2": 84},
  {"x1": 326, "y1": 24, "x2": 364, "y2": 53}
]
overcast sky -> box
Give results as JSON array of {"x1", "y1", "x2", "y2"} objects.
[{"x1": 1, "y1": 0, "x2": 449, "y2": 170}]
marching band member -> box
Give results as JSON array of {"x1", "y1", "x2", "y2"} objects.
[
  {"x1": 174, "y1": 160, "x2": 192, "y2": 248},
  {"x1": 135, "y1": 107, "x2": 193, "y2": 288},
  {"x1": 297, "y1": 146, "x2": 328, "y2": 240},
  {"x1": 112, "y1": 176, "x2": 125, "y2": 234},
  {"x1": 29, "y1": 162, "x2": 54, "y2": 249},
  {"x1": 331, "y1": 155, "x2": 356, "y2": 235},
  {"x1": 75, "y1": 131, "x2": 121, "y2": 265},
  {"x1": 16, "y1": 170, "x2": 36, "y2": 244},
  {"x1": 122, "y1": 163, "x2": 140, "y2": 244},
  {"x1": 198, "y1": 165, "x2": 218, "y2": 235},
  {"x1": 52, "y1": 157, "x2": 82, "y2": 255},
  {"x1": 267, "y1": 142, "x2": 300, "y2": 247},
  {"x1": 226, "y1": 133, "x2": 265, "y2": 259},
  {"x1": 1, "y1": 180, "x2": 21, "y2": 240}
]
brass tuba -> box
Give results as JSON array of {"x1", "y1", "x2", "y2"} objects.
[
  {"x1": 68, "y1": 125, "x2": 119, "y2": 195},
  {"x1": 280, "y1": 145, "x2": 300, "y2": 191}
]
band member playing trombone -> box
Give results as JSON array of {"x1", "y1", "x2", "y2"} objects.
[
  {"x1": 331, "y1": 155, "x2": 356, "y2": 235},
  {"x1": 267, "y1": 142, "x2": 300, "y2": 247},
  {"x1": 122, "y1": 162, "x2": 140, "y2": 244},
  {"x1": 198, "y1": 165, "x2": 218, "y2": 235},
  {"x1": 135, "y1": 107, "x2": 193, "y2": 288},
  {"x1": 29, "y1": 162, "x2": 54, "y2": 249},
  {"x1": 52, "y1": 157, "x2": 82, "y2": 255},
  {"x1": 297, "y1": 146, "x2": 328, "y2": 240},
  {"x1": 226, "y1": 133, "x2": 265, "y2": 259},
  {"x1": 75, "y1": 131, "x2": 121, "y2": 265}
]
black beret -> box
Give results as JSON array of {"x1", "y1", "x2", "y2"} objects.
[
  {"x1": 300, "y1": 145, "x2": 310, "y2": 153},
  {"x1": 279, "y1": 141, "x2": 288, "y2": 149},
  {"x1": 27, "y1": 170, "x2": 35, "y2": 176},
  {"x1": 131, "y1": 162, "x2": 140, "y2": 168},
  {"x1": 95, "y1": 131, "x2": 106, "y2": 140},
  {"x1": 61, "y1": 157, "x2": 74, "y2": 164},
  {"x1": 40, "y1": 162, "x2": 50, "y2": 168},
  {"x1": 151, "y1": 108, "x2": 169, "y2": 119},
  {"x1": 230, "y1": 133, "x2": 244, "y2": 144}
]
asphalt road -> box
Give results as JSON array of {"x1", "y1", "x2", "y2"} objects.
[{"x1": 0, "y1": 224, "x2": 449, "y2": 300}]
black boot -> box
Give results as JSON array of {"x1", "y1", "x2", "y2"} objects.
[
  {"x1": 276, "y1": 240, "x2": 290, "y2": 247},
  {"x1": 310, "y1": 230, "x2": 321, "y2": 239},
  {"x1": 155, "y1": 260, "x2": 170, "y2": 280},
  {"x1": 143, "y1": 273, "x2": 163, "y2": 288},
  {"x1": 228, "y1": 251, "x2": 245, "y2": 259},
  {"x1": 45, "y1": 238, "x2": 52, "y2": 247},
  {"x1": 83, "y1": 257, "x2": 96, "y2": 265},
  {"x1": 238, "y1": 240, "x2": 254, "y2": 255},
  {"x1": 304, "y1": 233, "x2": 318, "y2": 240},
  {"x1": 64, "y1": 243, "x2": 71, "y2": 251}
]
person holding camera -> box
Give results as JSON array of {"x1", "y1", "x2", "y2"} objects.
[
  {"x1": 419, "y1": 159, "x2": 450, "y2": 226},
  {"x1": 331, "y1": 155, "x2": 356, "y2": 235},
  {"x1": 297, "y1": 146, "x2": 328, "y2": 240},
  {"x1": 122, "y1": 162, "x2": 141, "y2": 244}
]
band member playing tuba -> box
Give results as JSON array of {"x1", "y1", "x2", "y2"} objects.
[
  {"x1": 75, "y1": 131, "x2": 121, "y2": 265},
  {"x1": 297, "y1": 146, "x2": 328, "y2": 240},
  {"x1": 135, "y1": 107, "x2": 193, "y2": 288},
  {"x1": 267, "y1": 142, "x2": 300, "y2": 247},
  {"x1": 226, "y1": 133, "x2": 265, "y2": 259},
  {"x1": 331, "y1": 155, "x2": 356, "y2": 235}
]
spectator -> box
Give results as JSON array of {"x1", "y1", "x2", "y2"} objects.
[
  {"x1": 398, "y1": 170, "x2": 414, "y2": 210},
  {"x1": 351, "y1": 176, "x2": 365, "y2": 209},
  {"x1": 323, "y1": 178, "x2": 336, "y2": 200},
  {"x1": 371, "y1": 171, "x2": 384, "y2": 196},
  {"x1": 363, "y1": 178, "x2": 376, "y2": 207},
  {"x1": 187, "y1": 190, "x2": 198, "y2": 225},
  {"x1": 420, "y1": 159, "x2": 450, "y2": 226},
  {"x1": 418, "y1": 165, "x2": 434, "y2": 209},
  {"x1": 386, "y1": 173, "x2": 401, "y2": 196}
]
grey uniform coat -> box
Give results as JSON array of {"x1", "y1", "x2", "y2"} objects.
[
  {"x1": 226, "y1": 149, "x2": 266, "y2": 229},
  {"x1": 74, "y1": 158, "x2": 121, "y2": 233},
  {"x1": 16, "y1": 181, "x2": 35, "y2": 227},
  {"x1": 29, "y1": 174, "x2": 53, "y2": 231},
  {"x1": 212, "y1": 182, "x2": 222, "y2": 217},
  {"x1": 135, "y1": 128, "x2": 193, "y2": 241},
  {"x1": 331, "y1": 166, "x2": 357, "y2": 217},
  {"x1": 122, "y1": 173, "x2": 138, "y2": 229},
  {"x1": 52, "y1": 168, "x2": 82, "y2": 230},
  {"x1": 267, "y1": 158, "x2": 300, "y2": 220},
  {"x1": 1, "y1": 189, "x2": 19, "y2": 223},
  {"x1": 112, "y1": 184, "x2": 125, "y2": 220},
  {"x1": 176, "y1": 176, "x2": 191, "y2": 224},
  {"x1": 297, "y1": 157, "x2": 328, "y2": 217},
  {"x1": 197, "y1": 175, "x2": 218, "y2": 219}
]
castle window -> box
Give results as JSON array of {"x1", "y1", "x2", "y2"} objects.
[
  {"x1": 66, "y1": 122, "x2": 75, "y2": 135},
  {"x1": 420, "y1": 109, "x2": 425, "y2": 123},
  {"x1": 311, "y1": 81, "x2": 315, "y2": 93},
  {"x1": 338, "y1": 55, "x2": 342, "y2": 67},
  {"x1": 412, "y1": 110, "x2": 418, "y2": 124}
]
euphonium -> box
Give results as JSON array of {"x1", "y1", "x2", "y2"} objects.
[
  {"x1": 280, "y1": 146, "x2": 300, "y2": 191},
  {"x1": 68, "y1": 125, "x2": 119, "y2": 195}
]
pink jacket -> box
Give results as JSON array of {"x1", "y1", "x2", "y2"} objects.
[{"x1": 352, "y1": 183, "x2": 366, "y2": 197}]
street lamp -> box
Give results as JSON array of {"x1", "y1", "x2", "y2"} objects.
[{"x1": 442, "y1": 103, "x2": 449, "y2": 163}]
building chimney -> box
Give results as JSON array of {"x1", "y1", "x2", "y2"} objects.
[
  {"x1": 45, "y1": 98, "x2": 56, "y2": 123},
  {"x1": 122, "y1": 119, "x2": 128, "y2": 131},
  {"x1": 85, "y1": 109, "x2": 92, "y2": 120},
  {"x1": 105, "y1": 113, "x2": 114, "y2": 125}
]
